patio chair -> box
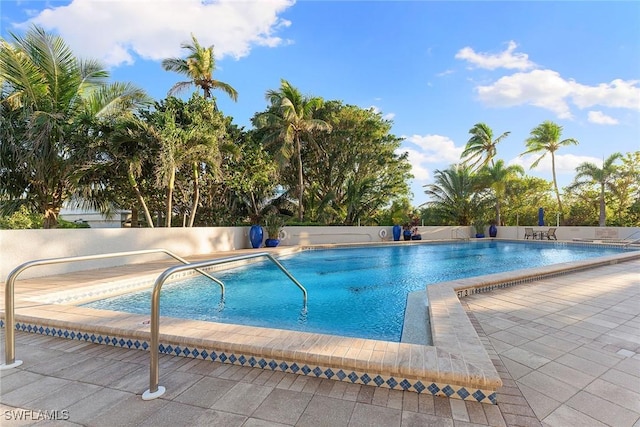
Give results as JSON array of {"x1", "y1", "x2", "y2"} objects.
[
  {"x1": 524, "y1": 228, "x2": 534, "y2": 239},
  {"x1": 545, "y1": 228, "x2": 557, "y2": 240}
]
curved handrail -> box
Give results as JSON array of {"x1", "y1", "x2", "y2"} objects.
[
  {"x1": 1, "y1": 249, "x2": 225, "y2": 370},
  {"x1": 143, "y1": 252, "x2": 307, "y2": 400}
]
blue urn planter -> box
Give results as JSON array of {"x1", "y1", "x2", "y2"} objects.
[
  {"x1": 392, "y1": 225, "x2": 402, "y2": 241},
  {"x1": 265, "y1": 238, "x2": 280, "y2": 247},
  {"x1": 249, "y1": 225, "x2": 263, "y2": 248}
]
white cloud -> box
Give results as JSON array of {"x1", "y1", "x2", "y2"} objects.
[
  {"x1": 476, "y1": 70, "x2": 640, "y2": 119},
  {"x1": 382, "y1": 112, "x2": 396, "y2": 120},
  {"x1": 404, "y1": 134, "x2": 463, "y2": 163},
  {"x1": 401, "y1": 148, "x2": 432, "y2": 180},
  {"x1": 588, "y1": 111, "x2": 619, "y2": 125},
  {"x1": 572, "y1": 79, "x2": 640, "y2": 110},
  {"x1": 477, "y1": 69, "x2": 574, "y2": 118},
  {"x1": 455, "y1": 41, "x2": 535, "y2": 71},
  {"x1": 16, "y1": 0, "x2": 295, "y2": 67}
]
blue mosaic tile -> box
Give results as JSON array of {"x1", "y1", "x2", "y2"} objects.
[
  {"x1": 472, "y1": 390, "x2": 486, "y2": 402},
  {"x1": 290, "y1": 363, "x2": 299, "y2": 373},
  {"x1": 442, "y1": 385, "x2": 455, "y2": 397},
  {"x1": 414, "y1": 381, "x2": 426, "y2": 393},
  {"x1": 159, "y1": 344, "x2": 166, "y2": 352},
  {"x1": 110, "y1": 337, "x2": 117, "y2": 345},
  {"x1": 427, "y1": 383, "x2": 440, "y2": 394},
  {"x1": 45, "y1": 327, "x2": 51, "y2": 335},
  {"x1": 238, "y1": 355, "x2": 246, "y2": 365},
  {"x1": 336, "y1": 370, "x2": 346, "y2": 380},
  {"x1": 360, "y1": 374, "x2": 371, "y2": 384},
  {"x1": 38, "y1": 326, "x2": 44, "y2": 334},
  {"x1": 228, "y1": 354, "x2": 237, "y2": 363},
  {"x1": 400, "y1": 379, "x2": 411, "y2": 390},
  {"x1": 118, "y1": 338, "x2": 125, "y2": 347},
  {"x1": 219, "y1": 353, "x2": 228, "y2": 362},
  {"x1": 386, "y1": 378, "x2": 398, "y2": 388},
  {"x1": 324, "y1": 368, "x2": 334, "y2": 379},
  {"x1": 301, "y1": 365, "x2": 311, "y2": 375},
  {"x1": 279, "y1": 362, "x2": 288, "y2": 371},
  {"x1": 182, "y1": 347, "x2": 190, "y2": 356},
  {"x1": 200, "y1": 350, "x2": 208, "y2": 359},
  {"x1": 142, "y1": 342, "x2": 149, "y2": 350},
  {"x1": 348, "y1": 372, "x2": 359, "y2": 383},
  {"x1": 0, "y1": 320, "x2": 4, "y2": 327},
  {"x1": 489, "y1": 393, "x2": 497, "y2": 404},
  {"x1": 191, "y1": 349, "x2": 199, "y2": 357},
  {"x1": 84, "y1": 333, "x2": 90, "y2": 341},
  {"x1": 63, "y1": 330, "x2": 69, "y2": 338},
  {"x1": 312, "y1": 367, "x2": 322, "y2": 377},
  {"x1": 267, "y1": 360, "x2": 277, "y2": 370},
  {"x1": 373, "y1": 376, "x2": 384, "y2": 386},
  {"x1": 457, "y1": 388, "x2": 470, "y2": 399},
  {"x1": 127, "y1": 339, "x2": 134, "y2": 348},
  {"x1": 165, "y1": 345, "x2": 173, "y2": 353},
  {"x1": 211, "y1": 351, "x2": 218, "y2": 361},
  {"x1": 134, "y1": 340, "x2": 140, "y2": 349},
  {"x1": 248, "y1": 357, "x2": 257, "y2": 367}
]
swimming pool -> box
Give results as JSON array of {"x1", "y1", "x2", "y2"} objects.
[{"x1": 82, "y1": 241, "x2": 633, "y2": 342}]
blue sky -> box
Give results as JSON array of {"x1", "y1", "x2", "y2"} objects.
[{"x1": 2, "y1": 1, "x2": 639, "y2": 206}]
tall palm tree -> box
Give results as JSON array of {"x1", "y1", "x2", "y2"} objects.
[
  {"x1": 161, "y1": 34, "x2": 238, "y2": 106},
  {"x1": 461, "y1": 123, "x2": 510, "y2": 172},
  {"x1": 0, "y1": 26, "x2": 149, "y2": 228},
  {"x1": 256, "y1": 79, "x2": 331, "y2": 221},
  {"x1": 478, "y1": 160, "x2": 524, "y2": 225},
  {"x1": 568, "y1": 152, "x2": 622, "y2": 226},
  {"x1": 521, "y1": 121, "x2": 578, "y2": 222}
]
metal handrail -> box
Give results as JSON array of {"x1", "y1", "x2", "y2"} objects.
[
  {"x1": 143, "y1": 252, "x2": 307, "y2": 400},
  {"x1": 1, "y1": 249, "x2": 225, "y2": 370}
]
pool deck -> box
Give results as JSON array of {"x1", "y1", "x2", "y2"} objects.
[{"x1": 1, "y1": 242, "x2": 639, "y2": 426}]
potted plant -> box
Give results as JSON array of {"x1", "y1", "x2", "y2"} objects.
[{"x1": 264, "y1": 211, "x2": 286, "y2": 247}]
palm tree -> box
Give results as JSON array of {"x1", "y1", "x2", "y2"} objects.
[
  {"x1": 256, "y1": 79, "x2": 331, "y2": 221},
  {"x1": 105, "y1": 117, "x2": 157, "y2": 227},
  {"x1": 478, "y1": 160, "x2": 524, "y2": 225},
  {"x1": 521, "y1": 121, "x2": 578, "y2": 222},
  {"x1": 0, "y1": 26, "x2": 149, "y2": 228},
  {"x1": 461, "y1": 123, "x2": 510, "y2": 172},
  {"x1": 423, "y1": 164, "x2": 491, "y2": 226},
  {"x1": 568, "y1": 152, "x2": 622, "y2": 226},
  {"x1": 161, "y1": 34, "x2": 238, "y2": 106}
]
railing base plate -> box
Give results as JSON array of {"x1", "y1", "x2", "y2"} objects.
[
  {"x1": 0, "y1": 360, "x2": 23, "y2": 370},
  {"x1": 142, "y1": 386, "x2": 165, "y2": 400}
]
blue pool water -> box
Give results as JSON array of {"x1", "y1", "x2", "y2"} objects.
[{"x1": 83, "y1": 241, "x2": 631, "y2": 342}]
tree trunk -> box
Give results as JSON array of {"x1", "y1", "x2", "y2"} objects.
[
  {"x1": 296, "y1": 135, "x2": 304, "y2": 222},
  {"x1": 551, "y1": 152, "x2": 564, "y2": 224},
  {"x1": 166, "y1": 168, "x2": 175, "y2": 227},
  {"x1": 188, "y1": 162, "x2": 199, "y2": 227},
  {"x1": 599, "y1": 183, "x2": 606, "y2": 227},
  {"x1": 43, "y1": 205, "x2": 60, "y2": 229},
  {"x1": 128, "y1": 166, "x2": 154, "y2": 228}
]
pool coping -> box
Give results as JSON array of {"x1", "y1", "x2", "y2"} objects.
[{"x1": 2, "y1": 240, "x2": 639, "y2": 405}]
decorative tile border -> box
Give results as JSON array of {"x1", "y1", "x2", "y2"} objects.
[{"x1": 1, "y1": 319, "x2": 496, "y2": 404}]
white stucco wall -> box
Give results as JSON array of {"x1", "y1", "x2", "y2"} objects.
[{"x1": 1, "y1": 225, "x2": 638, "y2": 281}]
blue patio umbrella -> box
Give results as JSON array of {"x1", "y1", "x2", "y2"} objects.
[{"x1": 538, "y1": 208, "x2": 544, "y2": 226}]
